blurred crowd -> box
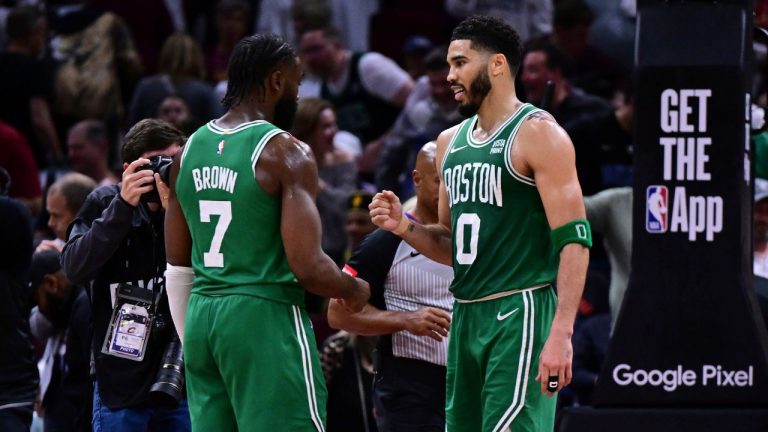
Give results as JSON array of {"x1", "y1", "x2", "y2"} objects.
[{"x1": 1, "y1": 0, "x2": 766, "y2": 431}]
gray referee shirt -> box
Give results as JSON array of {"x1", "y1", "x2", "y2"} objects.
[{"x1": 345, "y1": 228, "x2": 454, "y2": 366}]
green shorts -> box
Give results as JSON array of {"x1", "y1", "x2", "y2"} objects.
[
  {"x1": 446, "y1": 286, "x2": 557, "y2": 432},
  {"x1": 184, "y1": 294, "x2": 327, "y2": 431}
]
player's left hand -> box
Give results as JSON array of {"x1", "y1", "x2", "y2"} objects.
[
  {"x1": 535, "y1": 330, "x2": 573, "y2": 396},
  {"x1": 155, "y1": 173, "x2": 170, "y2": 210}
]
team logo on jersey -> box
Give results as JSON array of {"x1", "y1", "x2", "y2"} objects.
[
  {"x1": 216, "y1": 140, "x2": 225, "y2": 155},
  {"x1": 646, "y1": 185, "x2": 668, "y2": 233}
]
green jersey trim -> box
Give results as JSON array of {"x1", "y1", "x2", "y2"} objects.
[
  {"x1": 466, "y1": 103, "x2": 530, "y2": 147},
  {"x1": 206, "y1": 119, "x2": 268, "y2": 135},
  {"x1": 503, "y1": 107, "x2": 542, "y2": 187},
  {"x1": 250, "y1": 128, "x2": 284, "y2": 178},
  {"x1": 440, "y1": 118, "x2": 472, "y2": 174},
  {"x1": 180, "y1": 132, "x2": 197, "y2": 168}
]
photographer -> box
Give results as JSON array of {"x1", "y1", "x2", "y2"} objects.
[{"x1": 61, "y1": 119, "x2": 190, "y2": 431}]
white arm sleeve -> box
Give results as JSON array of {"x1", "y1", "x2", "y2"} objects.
[
  {"x1": 358, "y1": 52, "x2": 413, "y2": 103},
  {"x1": 166, "y1": 263, "x2": 194, "y2": 343}
]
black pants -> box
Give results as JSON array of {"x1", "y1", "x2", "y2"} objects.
[
  {"x1": 0, "y1": 405, "x2": 33, "y2": 432},
  {"x1": 372, "y1": 355, "x2": 446, "y2": 432}
]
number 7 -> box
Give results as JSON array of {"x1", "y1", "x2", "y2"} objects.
[{"x1": 199, "y1": 200, "x2": 232, "y2": 267}]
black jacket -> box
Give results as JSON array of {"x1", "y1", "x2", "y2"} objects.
[
  {"x1": 61, "y1": 184, "x2": 174, "y2": 409},
  {"x1": 0, "y1": 197, "x2": 37, "y2": 407}
]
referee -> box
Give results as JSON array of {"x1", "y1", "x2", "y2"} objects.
[{"x1": 328, "y1": 142, "x2": 453, "y2": 432}]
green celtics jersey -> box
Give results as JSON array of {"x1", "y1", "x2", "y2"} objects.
[
  {"x1": 440, "y1": 103, "x2": 558, "y2": 300},
  {"x1": 176, "y1": 120, "x2": 302, "y2": 305}
]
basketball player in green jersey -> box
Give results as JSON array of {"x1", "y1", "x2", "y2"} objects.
[
  {"x1": 370, "y1": 16, "x2": 591, "y2": 432},
  {"x1": 163, "y1": 34, "x2": 370, "y2": 431}
]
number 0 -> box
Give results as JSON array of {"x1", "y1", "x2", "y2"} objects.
[
  {"x1": 199, "y1": 200, "x2": 232, "y2": 267},
  {"x1": 456, "y1": 213, "x2": 480, "y2": 265}
]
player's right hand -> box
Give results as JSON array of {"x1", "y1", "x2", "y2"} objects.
[
  {"x1": 120, "y1": 158, "x2": 154, "y2": 207},
  {"x1": 369, "y1": 190, "x2": 403, "y2": 232},
  {"x1": 340, "y1": 277, "x2": 371, "y2": 313},
  {"x1": 403, "y1": 307, "x2": 451, "y2": 341}
]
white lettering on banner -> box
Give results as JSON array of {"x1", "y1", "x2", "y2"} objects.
[
  {"x1": 654, "y1": 88, "x2": 723, "y2": 242},
  {"x1": 667, "y1": 187, "x2": 723, "y2": 241},
  {"x1": 660, "y1": 88, "x2": 711, "y2": 133},
  {"x1": 613, "y1": 364, "x2": 754, "y2": 392}
]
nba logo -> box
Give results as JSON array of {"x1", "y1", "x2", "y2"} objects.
[
  {"x1": 646, "y1": 185, "x2": 668, "y2": 233},
  {"x1": 216, "y1": 140, "x2": 225, "y2": 155}
]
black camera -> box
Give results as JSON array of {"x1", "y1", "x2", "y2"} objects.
[
  {"x1": 138, "y1": 155, "x2": 173, "y2": 203},
  {"x1": 149, "y1": 333, "x2": 185, "y2": 408}
]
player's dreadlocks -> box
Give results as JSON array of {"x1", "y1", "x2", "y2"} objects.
[{"x1": 222, "y1": 33, "x2": 297, "y2": 110}]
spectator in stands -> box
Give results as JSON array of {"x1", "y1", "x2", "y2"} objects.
[
  {"x1": 205, "y1": 0, "x2": 251, "y2": 84},
  {"x1": 29, "y1": 249, "x2": 92, "y2": 431},
  {"x1": 36, "y1": 173, "x2": 96, "y2": 253},
  {"x1": 51, "y1": 1, "x2": 142, "y2": 133},
  {"x1": 0, "y1": 195, "x2": 36, "y2": 432},
  {"x1": 520, "y1": 42, "x2": 613, "y2": 194},
  {"x1": 156, "y1": 94, "x2": 200, "y2": 136},
  {"x1": 291, "y1": 98, "x2": 357, "y2": 266},
  {"x1": 319, "y1": 331, "x2": 378, "y2": 432},
  {"x1": 445, "y1": 0, "x2": 552, "y2": 43},
  {"x1": 299, "y1": 26, "x2": 414, "y2": 178},
  {"x1": 0, "y1": 120, "x2": 41, "y2": 216},
  {"x1": 66, "y1": 120, "x2": 119, "y2": 186},
  {"x1": 549, "y1": 0, "x2": 625, "y2": 100},
  {"x1": 91, "y1": 0, "x2": 175, "y2": 74},
  {"x1": 585, "y1": 187, "x2": 632, "y2": 325},
  {"x1": 571, "y1": 312, "x2": 611, "y2": 405},
  {"x1": 0, "y1": 5, "x2": 62, "y2": 168},
  {"x1": 345, "y1": 191, "x2": 378, "y2": 261},
  {"x1": 401, "y1": 36, "x2": 434, "y2": 80},
  {"x1": 128, "y1": 33, "x2": 222, "y2": 128},
  {"x1": 257, "y1": 0, "x2": 306, "y2": 46},
  {"x1": 376, "y1": 47, "x2": 462, "y2": 198}
]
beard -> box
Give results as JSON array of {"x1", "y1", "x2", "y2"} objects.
[
  {"x1": 457, "y1": 68, "x2": 492, "y2": 117},
  {"x1": 273, "y1": 92, "x2": 298, "y2": 130}
]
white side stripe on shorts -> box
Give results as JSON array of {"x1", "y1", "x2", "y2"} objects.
[
  {"x1": 492, "y1": 290, "x2": 536, "y2": 432},
  {"x1": 292, "y1": 306, "x2": 325, "y2": 432}
]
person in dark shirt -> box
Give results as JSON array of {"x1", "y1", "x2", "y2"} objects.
[
  {"x1": 520, "y1": 42, "x2": 614, "y2": 194},
  {"x1": 61, "y1": 119, "x2": 190, "y2": 432},
  {"x1": 571, "y1": 313, "x2": 611, "y2": 405},
  {"x1": 0, "y1": 196, "x2": 37, "y2": 432},
  {"x1": 29, "y1": 249, "x2": 92, "y2": 432},
  {"x1": 0, "y1": 5, "x2": 61, "y2": 168}
]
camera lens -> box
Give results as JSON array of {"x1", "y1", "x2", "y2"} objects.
[{"x1": 149, "y1": 334, "x2": 185, "y2": 408}]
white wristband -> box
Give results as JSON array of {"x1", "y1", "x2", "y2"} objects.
[{"x1": 165, "y1": 263, "x2": 194, "y2": 343}]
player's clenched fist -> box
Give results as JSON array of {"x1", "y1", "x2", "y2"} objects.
[{"x1": 369, "y1": 190, "x2": 404, "y2": 233}]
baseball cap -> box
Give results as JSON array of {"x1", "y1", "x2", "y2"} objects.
[
  {"x1": 402, "y1": 35, "x2": 433, "y2": 56},
  {"x1": 29, "y1": 249, "x2": 62, "y2": 289},
  {"x1": 347, "y1": 191, "x2": 374, "y2": 212}
]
